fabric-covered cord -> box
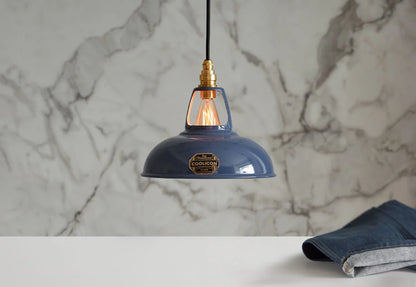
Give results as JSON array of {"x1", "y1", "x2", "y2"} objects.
[{"x1": 206, "y1": 0, "x2": 210, "y2": 60}]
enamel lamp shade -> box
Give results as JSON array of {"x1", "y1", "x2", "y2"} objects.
[{"x1": 141, "y1": 1, "x2": 275, "y2": 179}]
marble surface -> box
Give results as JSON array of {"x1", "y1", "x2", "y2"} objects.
[
  {"x1": 0, "y1": 0, "x2": 415, "y2": 235},
  {"x1": 1, "y1": 237, "x2": 415, "y2": 286}
]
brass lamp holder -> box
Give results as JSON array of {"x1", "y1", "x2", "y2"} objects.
[{"x1": 199, "y1": 60, "x2": 217, "y2": 99}]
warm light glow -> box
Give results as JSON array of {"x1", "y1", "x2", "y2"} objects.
[{"x1": 195, "y1": 98, "x2": 220, "y2": 126}]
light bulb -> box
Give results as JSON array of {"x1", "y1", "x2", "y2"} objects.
[{"x1": 195, "y1": 96, "x2": 220, "y2": 126}]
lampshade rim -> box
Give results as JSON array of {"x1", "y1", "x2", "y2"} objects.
[{"x1": 141, "y1": 172, "x2": 276, "y2": 179}]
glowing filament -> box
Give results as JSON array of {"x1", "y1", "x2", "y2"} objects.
[{"x1": 195, "y1": 98, "x2": 220, "y2": 126}]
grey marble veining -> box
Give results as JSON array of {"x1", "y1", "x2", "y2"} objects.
[{"x1": 0, "y1": 0, "x2": 415, "y2": 235}]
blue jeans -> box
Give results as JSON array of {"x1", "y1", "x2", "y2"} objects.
[{"x1": 302, "y1": 200, "x2": 416, "y2": 277}]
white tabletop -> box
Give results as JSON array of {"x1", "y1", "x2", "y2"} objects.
[{"x1": 0, "y1": 237, "x2": 414, "y2": 287}]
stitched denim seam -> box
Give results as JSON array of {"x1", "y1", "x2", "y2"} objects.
[
  {"x1": 313, "y1": 238, "x2": 341, "y2": 262},
  {"x1": 344, "y1": 261, "x2": 353, "y2": 272},
  {"x1": 346, "y1": 242, "x2": 416, "y2": 257},
  {"x1": 376, "y1": 208, "x2": 415, "y2": 239}
]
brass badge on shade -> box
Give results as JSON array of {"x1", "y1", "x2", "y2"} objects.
[{"x1": 189, "y1": 153, "x2": 220, "y2": 175}]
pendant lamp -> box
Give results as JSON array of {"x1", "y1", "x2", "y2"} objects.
[{"x1": 142, "y1": 0, "x2": 275, "y2": 179}]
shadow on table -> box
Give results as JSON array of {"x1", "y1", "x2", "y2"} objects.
[{"x1": 251, "y1": 253, "x2": 345, "y2": 285}]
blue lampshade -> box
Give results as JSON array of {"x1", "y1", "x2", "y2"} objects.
[{"x1": 142, "y1": 87, "x2": 275, "y2": 179}]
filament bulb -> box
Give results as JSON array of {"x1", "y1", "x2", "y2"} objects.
[{"x1": 195, "y1": 97, "x2": 220, "y2": 126}]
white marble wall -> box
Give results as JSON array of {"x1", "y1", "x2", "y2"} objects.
[{"x1": 0, "y1": 0, "x2": 415, "y2": 235}]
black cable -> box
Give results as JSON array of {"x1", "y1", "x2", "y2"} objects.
[{"x1": 206, "y1": 0, "x2": 210, "y2": 60}]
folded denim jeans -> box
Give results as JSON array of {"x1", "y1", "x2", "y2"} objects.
[{"x1": 302, "y1": 200, "x2": 416, "y2": 277}]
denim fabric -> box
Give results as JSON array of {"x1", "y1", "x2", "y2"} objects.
[{"x1": 302, "y1": 200, "x2": 416, "y2": 277}]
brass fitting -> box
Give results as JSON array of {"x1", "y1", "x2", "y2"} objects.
[{"x1": 199, "y1": 60, "x2": 217, "y2": 99}]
